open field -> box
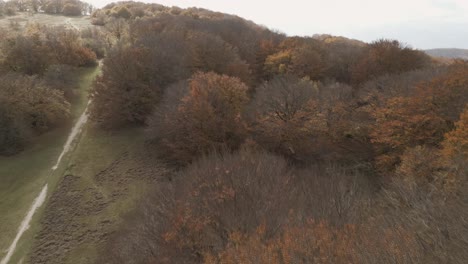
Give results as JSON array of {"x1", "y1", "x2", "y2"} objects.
[
  {"x1": 0, "y1": 12, "x2": 91, "y2": 31},
  {"x1": 0, "y1": 66, "x2": 100, "y2": 263}
]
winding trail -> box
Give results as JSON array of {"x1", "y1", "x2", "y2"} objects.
[{"x1": 0, "y1": 101, "x2": 91, "y2": 264}]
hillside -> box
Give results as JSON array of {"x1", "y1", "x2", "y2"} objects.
[
  {"x1": 0, "y1": 1, "x2": 467, "y2": 264},
  {"x1": 0, "y1": 12, "x2": 91, "y2": 30},
  {"x1": 425, "y1": 48, "x2": 468, "y2": 59}
]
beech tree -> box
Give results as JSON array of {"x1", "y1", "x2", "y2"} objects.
[
  {"x1": 0, "y1": 74, "x2": 70, "y2": 155},
  {"x1": 148, "y1": 72, "x2": 249, "y2": 165},
  {"x1": 248, "y1": 75, "x2": 327, "y2": 161},
  {"x1": 2, "y1": 25, "x2": 97, "y2": 75},
  {"x1": 90, "y1": 45, "x2": 157, "y2": 128},
  {"x1": 90, "y1": 30, "x2": 191, "y2": 128},
  {"x1": 351, "y1": 39, "x2": 430, "y2": 85},
  {"x1": 441, "y1": 106, "x2": 468, "y2": 184},
  {"x1": 44, "y1": 26, "x2": 97, "y2": 67},
  {"x1": 3, "y1": 33, "x2": 51, "y2": 75},
  {"x1": 370, "y1": 96, "x2": 448, "y2": 171},
  {"x1": 264, "y1": 37, "x2": 329, "y2": 81},
  {"x1": 189, "y1": 31, "x2": 251, "y2": 85}
]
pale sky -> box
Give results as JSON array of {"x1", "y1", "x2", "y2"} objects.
[{"x1": 87, "y1": 0, "x2": 468, "y2": 49}]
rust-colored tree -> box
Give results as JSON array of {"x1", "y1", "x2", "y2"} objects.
[
  {"x1": 351, "y1": 39, "x2": 430, "y2": 85},
  {"x1": 148, "y1": 72, "x2": 249, "y2": 165},
  {"x1": 370, "y1": 96, "x2": 448, "y2": 171},
  {"x1": 248, "y1": 75, "x2": 328, "y2": 161},
  {"x1": 440, "y1": 106, "x2": 468, "y2": 185}
]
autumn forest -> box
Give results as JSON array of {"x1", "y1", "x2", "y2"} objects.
[{"x1": 0, "y1": 1, "x2": 467, "y2": 263}]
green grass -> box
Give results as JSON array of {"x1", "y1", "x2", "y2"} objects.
[
  {"x1": 0, "y1": 65, "x2": 100, "y2": 262},
  {"x1": 25, "y1": 125, "x2": 160, "y2": 264},
  {"x1": 60, "y1": 128, "x2": 150, "y2": 264}
]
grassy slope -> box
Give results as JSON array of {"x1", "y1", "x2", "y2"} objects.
[
  {"x1": 0, "y1": 12, "x2": 91, "y2": 31},
  {"x1": 0, "y1": 66, "x2": 99, "y2": 263},
  {"x1": 26, "y1": 126, "x2": 168, "y2": 264}
]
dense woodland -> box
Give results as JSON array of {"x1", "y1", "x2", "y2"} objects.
[
  {"x1": 1, "y1": 1, "x2": 467, "y2": 263},
  {"x1": 0, "y1": 0, "x2": 93, "y2": 16}
]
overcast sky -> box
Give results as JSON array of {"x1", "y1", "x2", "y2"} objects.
[{"x1": 88, "y1": 0, "x2": 468, "y2": 49}]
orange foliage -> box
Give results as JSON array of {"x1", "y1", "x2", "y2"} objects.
[
  {"x1": 370, "y1": 96, "x2": 448, "y2": 170},
  {"x1": 150, "y1": 72, "x2": 249, "y2": 164},
  {"x1": 205, "y1": 219, "x2": 419, "y2": 264},
  {"x1": 249, "y1": 76, "x2": 328, "y2": 161},
  {"x1": 396, "y1": 146, "x2": 440, "y2": 184},
  {"x1": 440, "y1": 106, "x2": 468, "y2": 186},
  {"x1": 417, "y1": 61, "x2": 468, "y2": 122},
  {"x1": 351, "y1": 39, "x2": 429, "y2": 84},
  {"x1": 442, "y1": 106, "x2": 468, "y2": 161},
  {"x1": 264, "y1": 37, "x2": 328, "y2": 80}
]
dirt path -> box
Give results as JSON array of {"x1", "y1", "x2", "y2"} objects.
[
  {"x1": 0, "y1": 102, "x2": 91, "y2": 264},
  {"x1": 0, "y1": 187, "x2": 47, "y2": 264},
  {"x1": 65, "y1": 18, "x2": 79, "y2": 31}
]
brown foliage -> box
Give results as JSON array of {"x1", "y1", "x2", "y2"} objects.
[
  {"x1": 188, "y1": 31, "x2": 251, "y2": 85},
  {"x1": 44, "y1": 26, "x2": 97, "y2": 67},
  {"x1": 418, "y1": 61, "x2": 468, "y2": 122},
  {"x1": 99, "y1": 150, "x2": 297, "y2": 263},
  {"x1": 1, "y1": 25, "x2": 97, "y2": 75},
  {"x1": 396, "y1": 146, "x2": 441, "y2": 184},
  {"x1": 3, "y1": 33, "x2": 51, "y2": 75},
  {"x1": 0, "y1": 74, "x2": 70, "y2": 155},
  {"x1": 61, "y1": 3, "x2": 82, "y2": 16},
  {"x1": 148, "y1": 72, "x2": 249, "y2": 165},
  {"x1": 90, "y1": 46, "x2": 157, "y2": 128},
  {"x1": 264, "y1": 37, "x2": 329, "y2": 81},
  {"x1": 441, "y1": 106, "x2": 468, "y2": 183},
  {"x1": 370, "y1": 96, "x2": 448, "y2": 171},
  {"x1": 351, "y1": 39, "x2": 430, "y2": 85},
  {"x1": 207, "y1": 220, "x2": 419, "y2": 264},
  {"x1": 369, "y1": 62, "x2": 468, "y2": 172},
  {"x1": 248, "y1": 75, "x2": 328, "y2": 161}
]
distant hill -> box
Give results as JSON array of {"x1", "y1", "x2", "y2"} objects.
[{"x1": 425, "y1": 48, "x2": 468, "y2": 60}]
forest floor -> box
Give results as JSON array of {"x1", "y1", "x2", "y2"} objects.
[{"x1": 0, "y1": 66, "x2": 99, "y2": 263}]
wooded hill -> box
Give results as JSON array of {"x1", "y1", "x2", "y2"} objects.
[{"x1": 0, "y1": 1, "x2": 467, "y2": 263}]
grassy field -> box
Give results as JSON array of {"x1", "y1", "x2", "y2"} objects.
[
  {"x1": 0, "y1": 12, "x2": 91, "y2": 31},
  {"x1": 25, "y1": 126, "x2": 169, "y2": 264},
  {"x1": 0, "y1": 66, "x2": 100, "y2": 263}
]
